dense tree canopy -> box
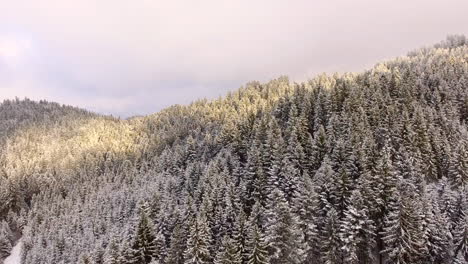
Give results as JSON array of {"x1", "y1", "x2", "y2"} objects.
[{"x1": 0, "y1": 35, "x2": 467, "y2": 264}]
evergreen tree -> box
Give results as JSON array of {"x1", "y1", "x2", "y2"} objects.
[
  {"x1": 449, "y1": 141, "x2": 468, "y2": 190},
  {"x1": 118, "y1": 241, "x2": 135, "y2": 264},
  {"x1": 103, "y1": 239, "x2": 121, "y2": 264},
  {"x1": 420, "y1": 189, "x2": 452, "y2": 264},
  {"x1": 214, "y1": 235, "x2": 242, "y2": 264},
  {"x1": 453, "y1": 199, "x2": 468, "y2": 262},
  {"x1": 310, "y1": 125, "x2": 329, "y2": 172},
  {"x1": 340, "y1": 189, "x2": 375, "y2": 264},
  {"x1": 231, "y1": 208, "x2": 248, "y2": 263},
  {"x1": 131, "y1": 205, "x2": 158, "y2": 264},
  {"x1": 244, "y1": 201, "x2": 269, "y2": 264},
  {"x1": 184, "y1": 212, "x2": 212, "y2": 264},
  {"x1": 291, "y1": 175, "x2": 319, "y2": 262},
  {"x1": 166, "y1": 222, "x2": 187, "y2": 264},
  {"x1": 313, "y1": 156, "x2": 336, "y2": 216},
  {"x1": 320, "y1": 208, "x2": 342, "y2": 264},
  {"x1": 264, "y1": 188, "x2": 306, "y2": 264},
  {"x1": 381, "y1": 178, "x2": 424, "y2": 264},
  {"x1": 0, "y1": 221, "x2": 12, "y2": 259}
]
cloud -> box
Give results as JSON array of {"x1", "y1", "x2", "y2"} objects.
[
  {"x1": 0, "y1": 0, "x2": 467, "y2": 117},
  {"x1": 0, "y1": 39, "x2": 22, "y2": 59}
]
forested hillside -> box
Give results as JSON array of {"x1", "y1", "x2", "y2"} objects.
[{"x1": 0, "y1": 36, "x2": 467, "y2": 264}]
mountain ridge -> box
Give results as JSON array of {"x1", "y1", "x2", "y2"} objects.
[{"x1": 0, "y1": 35, "x2": 467, "y2": 263}]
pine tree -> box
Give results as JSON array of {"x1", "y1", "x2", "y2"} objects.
[
  {"x1": 313, "y1": 85, "x2": 330, "y2": 132},
  {"x1": 320, "y1": 208, "x2": 342, "y2": 264},
  {"x1": 420, "y1": 188, "x2": 451, "y2": 264},
  {"x1": 310, "y1": 125, "x2": 329, "y2": 172},
  {"x1": 244, "y1": 201, "x2": 268, "y2": 264},
  {"x1": 313, "y1": 156, "x2": 336, "y2": 216},
  {"x1": 92, "y1": 245, "x2": 105, "y2": 264},
  {"x1": 118, "y1": 240, "x2": 135, "y2": 264},
  {"x1": 0, "y1": 221, "x2": 12, "y2": 259},
  {"x1": 245, "y1": 224, "x2": 269, "y2": 264},
  {"x1": 214, "y1": 235, "x2": 242, "y2": 264},
  {"x1": 331, "y1": 164, "x2": 353, "y2": 220},
  {"x1": 103, "y1": 239, "x2": 120, "y2": 264},
  {"x1": 79, "y1": 254, "x2": 92, "y2": 264},
  {"x1": 278, "y1": 156, "x2": 301, "y2": 202},
  {"x1": 166, "y1": 222, "x2": 187, "y2": 264},
  {"x1": 184, "y1": 212, "x2": 212, "y2": 264},
  {"x1": 131, "y1": 205, "x2": 158, "y2": 264},
  {"x1": 285, "y1": 104, "x2": 311, "y2": 173},
  {"x1": 449, "y1": 141, "x2": 468, "y2": 190},
  {"x1": 231, "y1": 208, "x2": 248, "y2": 263},
  {"x1": 185, "y1": 135, "x2": 198, "y2": 165},
  {"x1": 244, "y1": 144, "x2": 265, "y2": 210},
  {"x1": 380, "y1": 178, "x2": 423, "y2": 264},
  {"x1": 412, "y1": 107, "x2": 438, "y2": 181},
  {"x1": 264, "y1": 188, "x2": 306, "y2": 264},
  {"x1": 368, "y1": 144, "x2": 401, "y2": 263},
  {"x1": 291, "y1": 175, "x2": 319, "y2": 262},
  {"x1": 339, "y1": 189, "x2": 375, "y2": 264},
  {"x1": 453, "y1": 199, "x2": 468, "y2": 262}
]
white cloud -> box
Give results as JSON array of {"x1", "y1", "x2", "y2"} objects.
[
  {"x1": 0, "y1": 40, "x2": 21, "y2": 58},
  {"x1": 0, "y1": 0, "x2": 467, "y2": 116},
  {"x1": 0, "y1": 36, "x2": 31, "y2": 68}
]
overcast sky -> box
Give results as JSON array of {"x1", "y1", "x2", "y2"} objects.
[{"x1": 1, "y1": 0, "x2": 467, "y2": 117}]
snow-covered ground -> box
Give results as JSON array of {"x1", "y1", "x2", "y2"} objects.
[{"x1": 3, "y1": 239, "x2": 21, "y2": 264}]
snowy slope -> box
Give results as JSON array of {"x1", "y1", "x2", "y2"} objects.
[{"x1": 3, "y1": 240, "x2": 21, "y2": 264}]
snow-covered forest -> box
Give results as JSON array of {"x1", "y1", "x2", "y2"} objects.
[{"x1": 0, "y1": 36, "x2": 467, "y2": 264}]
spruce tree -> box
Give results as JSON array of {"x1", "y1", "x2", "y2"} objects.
[
  {"x1": 264, "y1": 188, "x2": 306, "y2": 264},
  {"x1": 103, "y1": 239, "x2": 120, "y2": 264},
  {"x1": 244, "y1": 201, "x2": 268, "y2": 264},
  {"x1": 214, "y1": 235, "x2": 242, "y2": 264},
  {"x1": 184, "y1": 213, "x2": 212, "y2": 264},
  {"x1": 310, "y1": 125, "x2": 329, "y2": 172},
  {"x1": 453, "y1": 199, "x2": 468, "y2": 262},
  {"x1": 0, "y1": 221, "x2": 12, "y2": 259},
  {"x1": 166, "y1": 222, "x2": 188, "y2": 264},
  {"x1": 381, "y1": 178, "x2": 424, "y2": 264},
  {"x1": 449, "y1": 141, "x2": 468, "y2": 190},
  {"x1": 339, "y1": 189, "x2": 375, "y2": 264},
  {"x1": 291, "y1": 175, "x2": 319, "y2": 262},
  {"x1": 131, "y1": 206, "x2": 158, "y2": 264},
  {"x1": 420, "y1": 189, "x2": 451, "y2": 264},
  {"x1": 320, "y1": 208, "x2": 342, "y2": 264}
]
